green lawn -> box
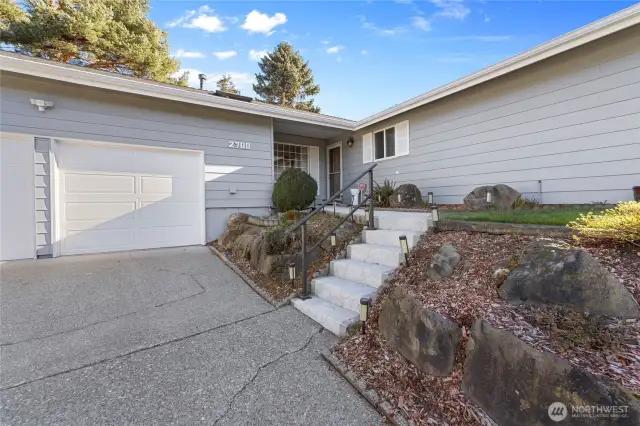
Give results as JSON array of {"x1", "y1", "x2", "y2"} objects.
[{"x1": 440, "y1": 207, "x2": 606, "y2": 227}]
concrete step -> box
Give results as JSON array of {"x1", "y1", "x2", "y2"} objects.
[
  {"x1": 362, "y1": 229, "x2": 422, "y2": 250},
  {"x1": 291, "y1": 296, "x2": 359, "y2": 337},
  {"x1": 311, "y1": 276, "x2": 377, "y2": 312},
  {"x1": 330, "y1": 258, "x2": 393, "y2": 288},
  {"x1": 376, "y1": 214, "x2": 432, "y2": 232},
  {"x1": 347, "y1": 243, "x2": 404, "y2": 268}
]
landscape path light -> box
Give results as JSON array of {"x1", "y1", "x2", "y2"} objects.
[
  {"x1": 428, "y1": 192, "x2": 434, "y2": 204},
  {"x1": 360, "y1": 297, "x2": 372, "y2": 335},
  {"x1": 399, "y1": 235, "x2": 409, "y2": 265}
]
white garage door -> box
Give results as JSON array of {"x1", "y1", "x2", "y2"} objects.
[
  {"x1": 57, "y1": 140, "x2": 204, "y2": 256},
  {"x1": 0, "y1": 133, "x2": 36, "y2": 261}
]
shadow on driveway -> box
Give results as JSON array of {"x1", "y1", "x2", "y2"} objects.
[{"x1": 0, "y1": 247, "x2": 381, "y2": 425}]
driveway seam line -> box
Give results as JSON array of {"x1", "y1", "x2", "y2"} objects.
[
  {"x1": 212, "y1": 326, "x2": 324, "y2": 426},
  {"x1": 0, "y1": 308, "x2": 277, "y2": 391},
  {"x1": 0, "y1": 272, "x2": 207, "y2": 348}
]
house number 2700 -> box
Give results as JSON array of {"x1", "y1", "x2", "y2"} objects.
[{"x1": 229, "y1": 141, "x2": 251, "y2": 150}]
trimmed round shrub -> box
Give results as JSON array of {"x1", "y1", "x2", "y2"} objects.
[{"x1": 272, "y1": 169, "x2": 318, "y2": 213}]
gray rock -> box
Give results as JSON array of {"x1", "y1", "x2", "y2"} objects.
[
  {"x1": 378, "y1": 288, "x2": 461, "y2": 376},
  {"x1": 462, "y1": 320, "x2": 640, "y2": 426},
  {"x1": 390, "y1": 184, "x2": 422, "y2": 208},
  {"x1": 463, "y1": 184, "x2": 520, "y2": 211},
  {"x1": 499, "y1": 239, "x2": 640, "y2": 319},
  {"x1": 426, "y1": 244, "x2": 461, "y2": 280},
  {"x1": 227, "y1": 212, "x2": 250, "y2": 228}
]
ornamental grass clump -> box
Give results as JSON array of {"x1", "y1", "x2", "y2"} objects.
[{"x1": 568, "y1": 201, "x2": 640, "y2": 247}]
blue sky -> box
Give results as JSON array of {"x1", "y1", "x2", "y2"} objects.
[{"x1": 150, "y1": 0, "x2": 637, "y2": 120}]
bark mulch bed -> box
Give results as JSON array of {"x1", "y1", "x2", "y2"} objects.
[{"x1": 333, "y1": 231, "x2": 640, "y2": 426}]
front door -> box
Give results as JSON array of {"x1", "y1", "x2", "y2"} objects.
[{"x1": 327, "y1": 143, "x2": 342, "y2": 197}]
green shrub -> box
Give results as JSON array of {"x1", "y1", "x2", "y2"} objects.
[
  {"x1": 264, "y1": 227, "x2": 293, "y2": 254},
  {"x1": 373, "y1": 179, "x2": 396, "y2": 207},
  {"x1": 272, "y1": 169, "x2": 318, "y2": 213},
  {"x1": 568, "y1": 201, "x2": 640, "y2": 247}
]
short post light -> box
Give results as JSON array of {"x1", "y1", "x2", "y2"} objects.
[
  {"x1": 397, "y1": 193, "x2": 402, "y2": 203},
  {"x1": 431, "y1": 206, "x2": 439, "y2": 232},
  {"x1": 360, "y1": 297, "x2": 372, "y2": 335},
  {"x1": 399, "y1": 235, "x2": 409, "y2": 265},
  {"x1": 330, "y1": 232, "x2": 337, "y2": 247},
  {"x1": 486, "y1": 191, "x2": 493, "y2": 204},
  {"x1": 288, "y1": 261, "x2": 296, "y2": 283},
  {"x1": 333, "y1": 201, "x2": 337, "y2": 216},
  {"x1": 427, "y1": 192, "x2": 434, "y2": 204},
  {"x1": 322, "y1": 199, "x2": 326, "y2": 213}
]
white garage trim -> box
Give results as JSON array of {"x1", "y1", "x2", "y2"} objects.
[
  {"x1": 0, "y1": 132, "x2": 37, "y2": 261},
  {"x1": 50, "y1": 138, "x2": 205, "y2": 257}
]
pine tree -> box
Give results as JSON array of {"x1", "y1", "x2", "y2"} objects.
[
  {"x1": 0, "y1": 0, "x2": 188, "y2": 86},
  {"x1": 216, "y1": 73, "x2": 239, "y2": 94},
  {"x1": 253, "y1": 42, "x2": 321, "y2": 113}
]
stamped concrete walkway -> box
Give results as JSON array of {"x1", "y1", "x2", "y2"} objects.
[{"x1": 0, "y1": 247, "x2": 382, "y2": 425}]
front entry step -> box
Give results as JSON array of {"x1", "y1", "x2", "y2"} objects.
[
  {"x1": 291, "y1": 296, "x2": 359, "y2": 336},
  {"x1": 330, "y1": 258, "x2": 394, "y2": 289},
  {"x1": 362, "y1": 229, "x2": 422, "y2": 250},
  {"x1": 312, "y1": 276, "x2": 377, "y2": 313},
  {"x1": 347, "y1": 243, "x2": 404, "y2": 268}
]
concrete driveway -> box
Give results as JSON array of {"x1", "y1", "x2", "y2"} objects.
[{"x1": 0, "y1": 247, "x2": 381, "y2": 425}]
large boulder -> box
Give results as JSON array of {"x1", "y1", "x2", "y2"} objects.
[
  {"x1": 390, "y1": 184, "x2": 422, "y2": 208},
  {"x1": 378, "y1": 287, "x2": 461, "y2": 376},
  {"x1": 426, "y1": 244, "x2": 460, "y2": 280},
  {"x1": 462, "y1": 320, "x2": 640, "y2": 426},
  {"x1": 463, "y1": 184, "x2": 520, "y2": 211},
  {"x1": 499, "y1": 239, "x2": 639, "y2": 319}
]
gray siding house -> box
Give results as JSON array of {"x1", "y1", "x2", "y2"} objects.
[{"x1": 1, "y1": 4, "x2": 639, "y2": 261}]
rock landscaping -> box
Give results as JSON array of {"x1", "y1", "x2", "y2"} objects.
[
  {"x1": 390, "y1": 183, "x2": 423, "y2": 209},
  {"x1": 213, "y1": 211, "x2": 361, "y2": 301},
  {"x1": 463, "y1": 184, "x2": 521, "y2": 211},
  {"x1": 332, "y1": 230, "x2": 640, "y2": 425}
]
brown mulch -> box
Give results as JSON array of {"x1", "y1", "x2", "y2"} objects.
[{"x1": 334, "y1": 231, "x2": 640, "y2": 426}]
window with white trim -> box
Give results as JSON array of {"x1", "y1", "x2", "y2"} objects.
[
  {"x1": 362, "y1": 120, "x2": 409, "y2": 164},
  {"x1": 274, "y1": 143, "x2": 308, "y2": 182}
]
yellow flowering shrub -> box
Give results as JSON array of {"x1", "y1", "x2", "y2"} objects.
[{"x1": 568, "y1": 201, "x2": 640, "y2": 246}]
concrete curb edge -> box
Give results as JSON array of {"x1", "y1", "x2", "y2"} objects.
[{"x1": 207, "y1": 245, "x2": 297, "y2": 309}]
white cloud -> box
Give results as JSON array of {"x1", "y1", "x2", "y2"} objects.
[
  {"x1": 173, "y1": 49, "x2": 206, "y2": 59},
  {"x1": 213, "y1": 50, "x2": 237, "y2": 60},
  {"x1": 358, "y1": 15, "x2": 406, "y2": 36},
  {"x1": 241, "y1": 10, "x2": 287, "y2": 35},
  {"x1": 431, "y1": 0, "x2": 470, "y2": 20},
  {"x1": 484, "y1": 14, "x2": 491, "y2": 22},
  {"x1": 411, "y1": 16, "x2": 431, "y2": 31},
  {"x1": 320, "y1": 39, "x2": 331, "y2": 45},
  {"x1": 167, "y1": 6, "x2": 226, "y2": 33},
  {"x1": 249, "y1": 49, "x2": 268, "y2": 61},
  {"x1": 326, "y1": 45, "x2": 344, "y2": 54},
  {"x1": 361, "y1": 50, "x2": 368, "y2": 55}
]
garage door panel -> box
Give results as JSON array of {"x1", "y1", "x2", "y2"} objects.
[
  {"x1": 58, "y1": 140, "x2": 203, "y2": 255},
  {"x1": 65, "y1": 173, "x2": 135, "y2": 194},
  {"x1": 138, "y1": 201, "x2": 200, "y2": 227},
  {"x1": 59, "y1": 142, "x2": 137, "y2": 173},
  {"x1": 136, "y1": 150, "x2": 200, "y2": 177},
  {"x1": 64, "y1": 229, "x2": 135, "y2": 254}
]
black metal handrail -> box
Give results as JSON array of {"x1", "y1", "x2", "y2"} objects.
[{"x1": 292, "y1": 163, "x2": 377, "y2": 298}]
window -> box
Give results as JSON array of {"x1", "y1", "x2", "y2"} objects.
[
  {"x1": 274, "y1": 143, "x2": 308, "y2": 182},
  {"x1": 362, "y1": 120, "x2": 409, "y2": 164}
]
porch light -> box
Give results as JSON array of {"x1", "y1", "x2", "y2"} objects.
[
  {"x1": 347, "y1": 136, "x2": 354, "y2": 147},
  {"x1": 428, "y1": 192, "x2": 434, "y2": 204},
  {"x1": 288, "y1": 262, "x2": 296, "y2": 281},
  {"x1": 486, "y1": 191, "x2": 493, "y2": 204},
  {"x1": 399, "y1": 235, "x2": 409, "y2": 265},
  {"x1": 360, "y1": 297, "x2": 372, "y2": 335},
  {"x1": 330, "y1": 233, "x2": 336, "y2": 247}
]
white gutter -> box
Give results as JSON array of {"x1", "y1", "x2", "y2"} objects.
[
  {"x1": 353, "y1": 3, "x2": 640, "y2": 130},
  {"x1": 0, "y1": 53, "x2": 356, "y2": 130}
]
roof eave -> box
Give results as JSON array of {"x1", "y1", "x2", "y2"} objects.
[{"x1": 0, "y1": 53, "x2": 356, "y2": 130}]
